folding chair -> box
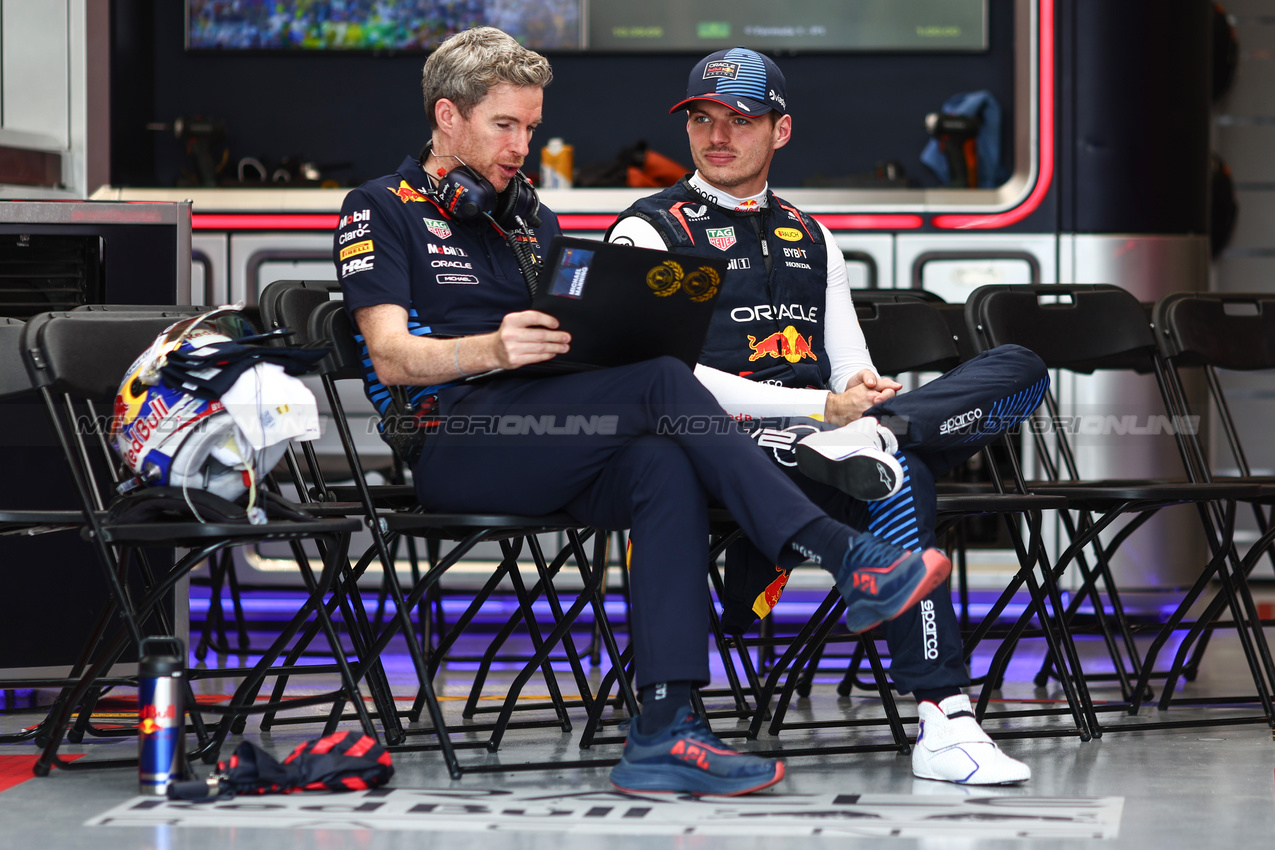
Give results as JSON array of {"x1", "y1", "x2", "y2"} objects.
[
  {"x1": 67, "y1": 305, "x2": 260, "y2": 662},
  {"x1": 260, "y1": 280, "x2": 442, "y2": 653},
  {"x1": 0, "y1": 317, "x2": 111, "y2": 745},
  {"x1": 965, "y1": 283, "x2": 1274, "y2": 731},
  {"x1": 17, "y1": 311, "x2": 374, "y2": 774},
  {"x1": 66, "y1": 302, "x2": 401, "y2": 741},
  {"x1": 1151, "y1": 291, "x2": 1275, "y2": 707},
  {"x1": 302, "y1": 297, "x2": 630, "y2": 778},
  {"x1": 749, "y1": 292, "x2": 1091, "y2": 744},
  {"x1": 262, "y1": 280, "x2": 602, "y2": 735}
]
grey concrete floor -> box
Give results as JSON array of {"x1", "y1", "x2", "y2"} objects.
[{"x1": 1, "y1": 624, "x2": 1273, "y2": 849}]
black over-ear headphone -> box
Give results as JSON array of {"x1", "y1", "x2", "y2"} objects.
[{"x1": 423, "y1": 144, "x2": 541, "y2": 229}]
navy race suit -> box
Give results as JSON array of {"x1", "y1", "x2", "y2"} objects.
[
  {"x1": 332, "y1": 156, "x2": 841, "y2": 692},
  {"x1": 612, "y1": 176, "x2": 1050, "y2": 694},
  {"x1": 617, "y1": 178, "x2": 832, "y2": 390}
]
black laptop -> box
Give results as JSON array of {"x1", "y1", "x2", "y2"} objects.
[{"x1": 511, "y1": 236, "x2": 728, "y2": 375}]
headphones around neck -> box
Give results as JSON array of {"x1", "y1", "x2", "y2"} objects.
[{"x1": 421, "y1": 143, "x2": 541, "y2": 229}]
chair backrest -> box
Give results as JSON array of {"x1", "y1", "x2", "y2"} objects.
[
  {"x1": 851, "y1": 291, "x2": 962, "y2": 375},
  {"x1": 71, "y1": 304, "x2": 205, "y2": 316},
  {"x1": 966, "y1": 283, "x2": 1158, "y2": 374},
  {"x1": 259, "y1": 280, "x2": 342, "y2": 343},
  {"x1": 1153, "y1": 291, "x2": 1275, "y2": 371},
  {"x1": 308, "y1": 299, "x2": 366, "y2": 382},
  {"x1": 0, "y1": 318, "x2": 31, "y2": 399},
  {"x1": 21, "y1": 312, "x2": 182, "y2": 402}
]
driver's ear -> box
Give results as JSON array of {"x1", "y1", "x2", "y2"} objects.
[{"x1": 773, "y1": 114, "x2": 792, "y2": 150}]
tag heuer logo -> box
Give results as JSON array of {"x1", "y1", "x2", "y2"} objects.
[
  {"x1": 423, "y1": 218, "x2": 451, "y2": 239},
  {"x1": 706, "y1": 227, "x2": 736, "y2": 251}
]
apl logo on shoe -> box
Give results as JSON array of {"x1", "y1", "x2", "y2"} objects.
[
  {"x1": 853, "y1": 572, "x2": 878, "y2": 595},
  {"x1": 669, "y1": 739, "x2": 712, "y2": 770},
  {"x1": 706, "y1": 227, "x2": 736, "y2": 251}
]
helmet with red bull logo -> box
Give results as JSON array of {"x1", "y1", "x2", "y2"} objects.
[{"x1": 111, "y1": 307, "x2": 294, "y2": 502}]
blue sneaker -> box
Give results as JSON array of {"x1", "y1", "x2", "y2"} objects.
[
  {"x1": 610, "y1": 707, "x2": 785, "y2": 796},
  {"x1": 835, "y1": 534, "x2": 951, "y2": 633}
]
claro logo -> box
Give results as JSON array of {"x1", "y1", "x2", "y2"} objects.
[
  {"x1": 921, "y1": 600, "x2": 939, "y2": 660},
  {"x1": 939, "y1": 407, "x2": 982, "y2": 435}
]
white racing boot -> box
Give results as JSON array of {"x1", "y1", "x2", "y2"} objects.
[
  {"x1": 795, "y1": 417, "x2": 904, "y2": 501},
  {"x1": 912, "y1": 694, "x2": 1031, "y2": 785}
]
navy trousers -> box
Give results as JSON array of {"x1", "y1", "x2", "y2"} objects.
[
  {"x1": 413, "y1": 356, "x2": 826, "y2": 690},
  {"x1": 732, "y1": 344, "x2": 1048, "y2": 693}
]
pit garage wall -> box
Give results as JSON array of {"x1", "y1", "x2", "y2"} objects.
[
  {"x1": 95, "y1": 0, "x2": 1223, "y2": 590},
  {"x1": 0, "y1": 0, "x2": 109, "y2": 198},
  {"x1": 1213, "y1": 2, "x2": 1275, "y2": 554}
]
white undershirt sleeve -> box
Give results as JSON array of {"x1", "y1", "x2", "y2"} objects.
[
  {"x1": 691, "y1": 363, "x2": 831, "y2": 419},
  {"x1": 607, "y1": 216, "x2": 667, "y2": 249},
  {"x1": 818, "y1": 220, "x2": 879, "y2": 393}
]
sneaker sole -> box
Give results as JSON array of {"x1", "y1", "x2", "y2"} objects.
[
  {"x1": 912, "y1": 762, "x2": 1032, "y2": 785},
  {"x1": 610, "y1": 760, "x2": 785, "y2": 797},
  {"x1": 847, "y1": 549, "x2": 952, "y2": 633},
  {"x1": 795, "y1": 442, "x2": 903, "y2": 502}
]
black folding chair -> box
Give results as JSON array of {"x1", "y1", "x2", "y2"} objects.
[
  {"x1": 0, "y1": 317, "x2": 113, "y2": 745},
  {"x1": 965, "y1": 283, "x2": 1274, "y2": 731},
  {"x1": 302, "y1": 297, "x2": 630, "y2": 778},
  {"x1": 756, "y1": 291, "x2": 1091, "y2": 742},
  {"x1": 17, "y1": 311, "x2": 374, "y2": 774},
  {"x1": 1151, "y1": 291, "x2": 1275, "y2": 707},
  {"x1": 260, "y1": 280, "x2": 439, "y2": 651},
  {"x1": 67, "y1": 304, "x2": 262, "y2": 663},
  {"x1": 263, "y1": 281, "x2": 609, "y2": 737},
  {"x1": 66, "y1": 302, "x2": 401, "y2": 740}
]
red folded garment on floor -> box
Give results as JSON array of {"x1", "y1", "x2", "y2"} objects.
[{"x1": 168, "y1": 731, "x2": 393, "y2": 800}]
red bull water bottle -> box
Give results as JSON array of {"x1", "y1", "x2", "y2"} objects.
[{"x1": 138, "y1": 637, "x2": 185, "y2": 795}]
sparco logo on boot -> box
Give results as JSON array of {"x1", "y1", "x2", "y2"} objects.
[
  {"x1": 939, "y1": 407, "x2": 983, "y2": 435},
  {"x1": 921, "y1": 600, "x2": 939, "y2": 660}
]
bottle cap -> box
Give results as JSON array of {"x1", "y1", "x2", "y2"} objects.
[{"x1": 546, "y1": 138, "x2": 564, "y2": 154}]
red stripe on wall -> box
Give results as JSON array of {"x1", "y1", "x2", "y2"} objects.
[{"x1": 932, "y1": 0, "x2": 1055, "y2": 229}]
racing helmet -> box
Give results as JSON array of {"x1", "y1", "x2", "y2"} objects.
[{"x1": 111, "y1": 308, "x2": 290, "y2": 502}]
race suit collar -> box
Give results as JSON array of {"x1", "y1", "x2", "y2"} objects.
[{"x1": 687, "y1": 171, "x2": 770, "y2": 212}]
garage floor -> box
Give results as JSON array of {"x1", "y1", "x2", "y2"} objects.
[{"x1": 1, "y1": 599, "x2": 1273, "y2": 849}]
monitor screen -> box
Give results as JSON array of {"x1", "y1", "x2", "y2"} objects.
[
  {"x1": 186, "y1": 0, "x2": 583, "y2": 51},
  {"x1": 187, "y1": 1, "x2": 986, "y2": 53},
  {"x1": 590, "y1": 0, "x2": 987, "y2": 52}
]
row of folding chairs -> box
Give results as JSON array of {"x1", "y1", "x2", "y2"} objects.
[
  {"x1": 8, "y1": 281, "x2": 1273, "y2": 782},
  {"x1": 0, "y1": 299, "x2": 614, "y2": 781},
  {"x1": 0, "y1": 309, "x2": 377, "y2": 776},
  {"x1": 851, "y1": 285, "x2": 1275, "y2": 739},
  {"x1": 260, "y1": 280, "x2": 1275, "y2": 768},
  {"x1": 646, "y1": 284, "x2": 1275, "y2": 753}
]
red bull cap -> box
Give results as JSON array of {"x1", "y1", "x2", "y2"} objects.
[{"x1": 670, "y1": 47, "x2": 789, "y2": 117}]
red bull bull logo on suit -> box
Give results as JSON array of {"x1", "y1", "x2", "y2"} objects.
[{"x1": 746, "y1": 325, "x2": 818, "y2": 363}]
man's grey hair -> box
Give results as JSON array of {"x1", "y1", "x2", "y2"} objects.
[{"x1": 421, "y1": 27, "x2": 553, "y2": 128}]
